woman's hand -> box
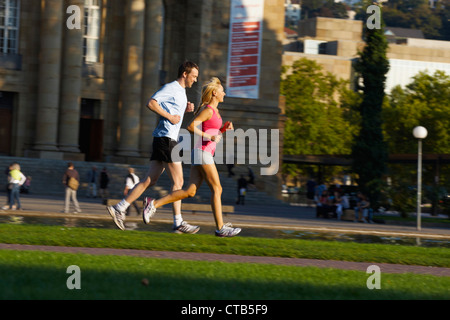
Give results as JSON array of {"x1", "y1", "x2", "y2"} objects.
[{"x1": 211, "y1": 134, "x2": 223, "y2": 143}]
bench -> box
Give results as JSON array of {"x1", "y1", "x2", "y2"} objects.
[
  {"x1": 341, "y1": 209, "x2": 355, "y2": 221},
  {"x1": 316, "y1": 205, "x2": 355, "y2": 221},
  {"x1": 103, "y1": 199, "x2": 234, "y2": 216}
]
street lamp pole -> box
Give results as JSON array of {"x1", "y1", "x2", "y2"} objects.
[
  {"x1": 417, "y1": 137, "x2": 423, "y2": 231},
  {"x1": 413, "y1": 126, "x2": 428, "y2": 231}
]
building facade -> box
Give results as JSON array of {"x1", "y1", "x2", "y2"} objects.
[
  {"x1": 283, "y1": 17, "x2": 450, "y2": 92},
  {"x1": 0, "y1": 0, "x2": 285, "y2": 176}
]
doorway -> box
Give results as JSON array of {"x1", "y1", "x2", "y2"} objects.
[
  {"x1": 0, "y1": 91, "x2": 15, "y2": 155},
  {"x1": 79, "y1": 98, "x2": 104, "y2": 162}
]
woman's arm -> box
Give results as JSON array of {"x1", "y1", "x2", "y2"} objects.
[{"x1": 188, "y1": 107, "x2": 216, "y2": 140}]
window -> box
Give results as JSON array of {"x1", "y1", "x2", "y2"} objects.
[
  {"x1": 0, "y1": 0, "x2": 20, "y2": 54},
  {"x1": 83, "y1": 0, "x2": 101, "y2": 63}
]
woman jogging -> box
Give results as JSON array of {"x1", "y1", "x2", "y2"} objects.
[{"x1": 143, "y1": 77, "x2": 241, "y2": 237}]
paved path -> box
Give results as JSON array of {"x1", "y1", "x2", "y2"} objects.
[{"x1": 1, "y1": 193, "x2": 449, "y2": 276}]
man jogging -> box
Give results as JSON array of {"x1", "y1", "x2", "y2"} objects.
[{"x1": 107, "y1": 61, "x2": 200, "y2": 233}]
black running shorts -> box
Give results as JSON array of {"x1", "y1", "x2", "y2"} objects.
[{"x1": 150, "y1": 137, "x2": 179, "y2": 163}]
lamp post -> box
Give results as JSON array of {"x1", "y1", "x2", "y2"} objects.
[{"x1": 413, "y1": 126, "x2": 428, "y2": 231}]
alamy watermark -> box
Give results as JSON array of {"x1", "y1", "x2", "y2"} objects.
[
  {"x1": 66, "y1": 265, "x2": 81, "y2": 290},
  {"x1": 366, "y1": 5, "x2": 381, "y2": 30},
  {"x1": 65, "y1": 264, "x2": 381, "y2": 291},
  {"x1": 366, "y1": 265, "x2": 381, "y2": 290},
  {"x1": 173, "y1": 128, "x2": 280, "y2": 176},
  {"x1": 66, "y1": 5, "x2": 82, "y2": 30},
  {"x1": 67, "y1": 4, "x2": 382, "y2": 31}
]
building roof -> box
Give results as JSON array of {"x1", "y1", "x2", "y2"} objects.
[
  {"x1": 385, "y1": 27, "x2": 424, "y2": 39},
  {"x1": 284, "y1": 27, "x2": 298, "y2": 38}
]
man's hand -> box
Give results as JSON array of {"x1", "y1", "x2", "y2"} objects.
[
  {"x1": 186, "y1": 102, "x2": 195, "y2": 113},
  {"x1": 169, "y1": 114, "x2": 181, "y2": 124}
]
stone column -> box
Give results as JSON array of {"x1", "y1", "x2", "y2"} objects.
[
  {"x1": 139, "y1": 0, "x2": 163, "y2": 157},
  {"x1": 33, "y1": 0, "x2": 64, "y2": 153},
  {"x1": 116, "y1": 0, "x2": 145, "y2": 157},
  {"x1": 58, "y1": 0, "x2": 84, "y2": 153}
]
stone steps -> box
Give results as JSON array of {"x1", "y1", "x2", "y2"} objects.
[{"x1": 0, "y1": 156, "x2": 288, "y2": 206}]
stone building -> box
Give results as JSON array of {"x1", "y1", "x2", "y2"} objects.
[
  {"x1": 0, "y1": 0, "x2": 285, "y2": 186},
  {"x1": 283, "y1": 17, "x2": 450, "y2": 92}
]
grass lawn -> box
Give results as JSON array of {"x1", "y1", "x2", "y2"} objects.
[
  {"x1": 0, "y1": 250, "x2": 449, "y2": 300},
  {"x1": 0, "y1": 224, "x2": 448, "y2": 267},
  {"x1": 0, "y1": 223, "x2": 449, "y2": 300}
]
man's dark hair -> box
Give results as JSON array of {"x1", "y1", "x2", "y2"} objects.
[{"x1": 177, "y1": 61, "x2": 199, "y2": 78}]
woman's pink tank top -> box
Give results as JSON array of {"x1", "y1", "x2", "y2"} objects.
[{"x1": 195, "y1": 105, "x2": 223, "y2": 155}]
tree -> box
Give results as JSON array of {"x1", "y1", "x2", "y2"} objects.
[
  {"x1": 352, "y1": 4, "x2": 390, "y2": 207},
  {"x1": 280, "y1": 58, "x2": 358, "y2": 179},
  {"x1": 383, "y1": 70, "x2": 450, "y2": 215},
  {"x1": 383, "y1": 70, "x2": 450, "y2": 155},
  {"x1": 302, "y1": 0, "x2": 349, "y2": 19},
  {"x1": 354, "y1": 0, "x2": 447, "y2": 40}
]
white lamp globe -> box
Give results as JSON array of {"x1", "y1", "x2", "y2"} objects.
[{"x1": 413, "y1": 126, "x2": 428, "y2": 139}]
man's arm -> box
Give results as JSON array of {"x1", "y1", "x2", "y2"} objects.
[{"x1": 147, "y1": 99, "x2": 181, "y2": 125}]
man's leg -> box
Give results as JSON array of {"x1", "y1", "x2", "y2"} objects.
[
  {"x1": 64, "y1": 187, "x2": 71, "y2": 213},
  {"x1": 163, "y1": 161, "x2": 184, "y2": 227},
  {"x1": 116, "y1": 161, "x2": 165, "y2": 211},
  {"x1": 108, "y1": 161, "x2": 164, "y2": 230}
]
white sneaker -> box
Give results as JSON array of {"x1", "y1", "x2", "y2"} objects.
[
  {"x1": 215, "y1": 223, "x2": 241, "y2": 238},
  {"x1": 173, "y1": 221, "x2": 200, "y2": 234},
  {"x1": 107, "y1": 205, "x2": 126, "y2": 230},
  {"x1": 143, "y1": 197, "x2": 156, "y2": 224}
]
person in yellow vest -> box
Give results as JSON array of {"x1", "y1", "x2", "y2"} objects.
[{"x1": 7, "y1": 163, "x2": 26, "y2": 210}]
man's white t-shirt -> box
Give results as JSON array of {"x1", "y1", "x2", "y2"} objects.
[{"x1": 151, "y1": 80, "x2": 188, "y2": 141}]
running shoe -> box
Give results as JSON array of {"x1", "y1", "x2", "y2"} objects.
[
  {"x1": 215, "y1": 223, "x2": 241, "y2": 237},
  {"x1": 173, "y1": 221, "x2": 200, "y2": 234},
  {"x1": 107, "y1": 205, "x2": 126, "y2": 230},
  {"x1": 143, "y1": 197, "x2": 156, "y2": 224}
]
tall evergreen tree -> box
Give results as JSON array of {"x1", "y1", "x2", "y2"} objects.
[{"x1": 352, "y1": 4, "x2": 389, "y2": 207}]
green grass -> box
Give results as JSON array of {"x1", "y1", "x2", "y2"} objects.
[
  {"x1": 1, "y1": 223, "x2": 449, "y2": 300},
  {"x1": 1, "y1": 250, "x2": 449, "y2": 300},
  {"x1": 0, "y1": 224, "x2": 449, "y2": 267}
]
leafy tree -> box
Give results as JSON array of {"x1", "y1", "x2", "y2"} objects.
[
  {"x1": 280, "y1": 58, "x2": 359, "y2": 179},
  {"x1": 383, "y1": 70, "x2": 450, "y2": 215},
  {"x1": 354, "y1": 0, "x2": 446, "y2": 40},
  {"x1": 302, "y1": 0, "x2": 349, "y2": 19},
  {"x1": 383, "y1": 70, "x2": 450, "y2": 154},
  {"x1": 352, "y1": 4, "x2": 389, "y2": 206}
]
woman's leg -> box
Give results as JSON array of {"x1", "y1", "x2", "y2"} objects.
[
  {"x1": 199, "y1": 163, "x2": 224, "y2": 230},
  {"x1": 154, "y1": 166, "x2": 204, "y2": 209}
]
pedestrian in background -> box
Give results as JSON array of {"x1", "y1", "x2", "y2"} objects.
[
  {"x1": 2, "y1": 164, "x2": 13, "y2": 210},
  {"x1": 87, "y1": 166, "x2": 98, "y2": 198},
  {"x1": 236, "y1": 174, "x2": 247, "y2": 205},
  {"x1": 124, "y1": 168, "x2": 140, "y2": 216},
  {"x1": 7, "y1": 163, "x2": 26, "y2": 210},
  {"x1": 99, "y1": 167, "x2": 109, "y2": 199},
  {"x1": 63, "y1": 162, "x2": 81, "y2": 214}
]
